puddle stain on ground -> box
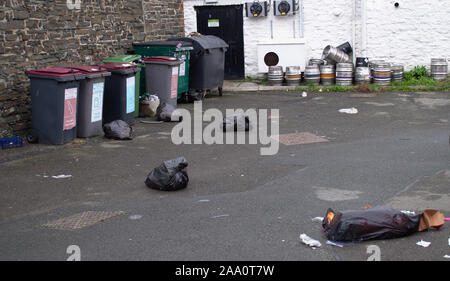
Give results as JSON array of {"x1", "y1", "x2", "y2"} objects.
[{"x1": 313, "y1": 186, "x2": 364, "y2": 202}]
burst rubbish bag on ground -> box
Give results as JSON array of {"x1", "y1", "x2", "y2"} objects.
[
  {"x1": 145, "y1": 157, "x2": 189, "y2": 191},
  {"x1": 223, "y1": 114, "x2": 250, "y2": 132},
  {"x1": 103, "y1": 120, "x2": 133, "y2": 140},
  {"x1": 322, "y1": 206, "x2": 421, "y2": 242},
  {"x1": 156, "y1": 103, "x2": 182, "y2": 122}
]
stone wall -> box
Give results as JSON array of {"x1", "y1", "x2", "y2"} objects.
[{"x1": 0, "y1": 0, "x2": 184, "y2": 136}]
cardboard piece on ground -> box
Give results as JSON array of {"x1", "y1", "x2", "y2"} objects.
[{"x1": 418, "y1": 209, "x2": 445, "y2": 232}]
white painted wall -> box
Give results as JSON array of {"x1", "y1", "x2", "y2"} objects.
[{"x1": 184, "y1": 0, "x2": 450, "y2": 77}]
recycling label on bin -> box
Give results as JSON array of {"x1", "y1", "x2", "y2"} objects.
[
  {"x1": 171, "y1": 67, "x2": 179, "y2": 99},
  {"x1": 63, "y1": 88, "x2": 78, "y2": 131},
  {"x1": 126, "y1": 77, "x2": 135, "y2": 114},
  {"x1": 180, "y1": 55, "x2": 186, "y2": 77},
  {"x1": 91, "y1": 82, "x2": 104, "y2": 123}
]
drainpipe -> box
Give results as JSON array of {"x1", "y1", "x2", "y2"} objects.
[
  {"x1": 361, "y1": 0, "x2": 367, "y2": 57},
  {"x1": 352, "y1": 0, "x2": 356, "y2": 61}
]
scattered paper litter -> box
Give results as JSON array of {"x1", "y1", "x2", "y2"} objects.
[
  {"x1": 311, "y1": 217, "x2": 324, "y2": 222},
  {"x1": 339, "y1": 108, "x2": 359, "y2": 114},
  {"x1": 444, "y1": 255, "x2": 450, "y2": 259},
  {"x1": 302, "y1": 92, "x2": 308, "y2": 98},
  {"x1": 416, "y1": 240, "x2": 431, "y2": 248},
  {"x1": 52, "y1": 175, "x2": 72, "y2": 179},
  {"x1": 401, "y1": 210, "x2": 416, "y2": 216},
  {"x1": 299, "y1": 234, "x2": 321, "y2": 249}
]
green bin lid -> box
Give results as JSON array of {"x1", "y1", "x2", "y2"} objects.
[{"x1": 102, "y1": 54, "x2": 142, "y2": 63}]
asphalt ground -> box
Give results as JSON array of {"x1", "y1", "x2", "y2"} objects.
[{"x1": 0, "y1": 90, "x2": 449, "y2": 261}]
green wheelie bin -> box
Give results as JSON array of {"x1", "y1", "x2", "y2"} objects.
[
  {"x1": 132, "y1": 41, "x2": 193, "y2": 100},
  {"x1": 102, "y1": 55, "x2": 143, "y2": 118}
]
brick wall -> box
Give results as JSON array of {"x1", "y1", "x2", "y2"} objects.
[{"x1": 0, "y1": 0, "x2": 184, "y2": 136}]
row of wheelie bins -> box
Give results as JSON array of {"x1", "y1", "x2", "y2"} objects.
[{"x1": 25, "y1": 35, "x2": 228, "y2": 145}]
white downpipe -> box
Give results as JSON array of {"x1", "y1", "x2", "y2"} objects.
[
  {"x1": 352, "y1": 0, "x2": 356, "y2": 61},
  {"x1": 361, "y1": 0, "x2": 367, "y2": 57}
]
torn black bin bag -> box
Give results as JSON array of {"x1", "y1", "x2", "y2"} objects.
[
  {"x1": 223, "y1": 114, "x2": 250, "y2": 132},
  {"x1": 103, "y1": 120, "x2": 133, "y2": 140},
  {"x1": 145, "y1": 157, "x2": 189, "y2": 191},
  {"x1": 157, "y1": 103, "x2": 182, "y2": 122},
  {"x1": 322, "y1": 206, "x2": 421, "y2": 242}
]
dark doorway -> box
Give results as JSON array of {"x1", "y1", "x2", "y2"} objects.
[{"x1": 195, "y1": 5, "x2": 245, "y2": 80}]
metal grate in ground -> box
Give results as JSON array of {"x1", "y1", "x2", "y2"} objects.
[{"x1": 42, "y1": 211, "x2": 124, "y2": 230}]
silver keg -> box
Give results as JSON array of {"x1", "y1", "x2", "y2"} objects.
[
  {"x1": 336, "y1": 62, "x2": 354, "y2": 86},
  {"x1": 320, "y1": 64, "x2": 336, "y2": 85},
  {"x1": 430, "y1": 58, "x2": 448, "y2": 80},
  {"x1": 268, "y1": 66, "x2": 284, "y2": 86},
  {"x1": 285, "y1": 66, "x2": 301, "y2": 86},
  {"x1": 304, "y1": 65, "x2": 320, "y2": 85}
]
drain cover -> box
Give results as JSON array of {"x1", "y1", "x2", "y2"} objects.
[
  {"x1": 274, "y1": 132, "x2": 329, "y2": 146},
  {"x1": 42, "y1": 211, "x2": 124, "y2": 230}
]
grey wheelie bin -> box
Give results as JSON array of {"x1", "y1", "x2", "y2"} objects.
[
  {"x1": 169, "y1": 35, "x2": 228, "y2": 96},
  {"x1": 102, "y1": 63, "x2": 141, "y2": 125},
  {"x1": 25, "y1": 68, "x2": 86, "y2": 145},
  {"x1": 72, "y1": 65, "x2": 111, "y2": 138},
  {"x1": 142, "y1": 56, "x2": 183, "y2": 107}
]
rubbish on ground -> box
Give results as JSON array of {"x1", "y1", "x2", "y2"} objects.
[
  {"x1": 401, "y1": 210, "x2": 416, "y2": 216},
  {"x1": 223, "y1": 114, "x2": 250, "y2": 132},
  {"x1": 444, "y1": 255, "x2": 450, "y2": 259},
  {"x1": 326, "y1": 240, "x2": 353, "y2": 248},
  {"x1": 312, "y1": 217, "x2": 324, "y2": 222},
  {"x1": 448, "y1": 238, "x2": 450, "y2": 246},
  {"x1": 145, "y1": 157, "x2": 189, "y2": 191},
  {"x1": 103, "y1": 120, "x2": 133, "y2": 140},
  {"x1": 364, "y1": 204, "x2": 372, "y2": 209},
  {"x1": 322, "y1": 206, "x2": 446, "y2": 243},
  {"x1": 157, "y1": 103, "x2": 182, "y2": 122},
  {"x1": 211, "y1": 214, "x2": 230, "y2": 219},
  {"x1": 139, "y1": 94, "x2": 160, "y2": 117},
  {"x1": 322, "y1": 206, "x2": 421, "y2": 242},
  {"x1": 299, "y1": 234, "x2": 322, "y2": 249},
  {"x1": 0, "y1": 136, "x2": 24, "y2": 149},
  {"x1": 339, "y1": 107, "x2": 359, "y2": 114},
  {"x1": 416, "y1": 240, "x2": 431, "y2": 248},
  {"x1": 129, "y1": 215, "x2": 143, "y2": 220},
  {"x1": 418, "y1": 209, "x2": 445, "y2": 231},
  {"x1": 302, "y1": 91, "x2": 308, "y2": 97},
  {"x1": 52, "y1": 175, "x2": 72, "y2": 179}
]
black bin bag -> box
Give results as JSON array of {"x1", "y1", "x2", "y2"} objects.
[
  {"x1": 103, "y1": 120, "x2": 133, "y2": 140},
  {"x1": 322, "y1": 206, "x2": 421, "y2": 242},
  {"x1": 145, "y1": 157, "x2": 189, "y2": 191}
]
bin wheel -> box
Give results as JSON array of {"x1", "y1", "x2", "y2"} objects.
[
  {"x1": 26, "y1": 130, "x2": 38, "y2": 144},
  {"x1": 218, "y1": 87, "x2": 223, "y2": 96}
]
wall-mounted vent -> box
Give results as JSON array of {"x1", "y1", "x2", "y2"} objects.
[
  {"x1": 274, "y1": 0, "x2": 297, "y2": 16},
  {"x1": 245, "y1": 1, "x2": 268, "y2": 17}
]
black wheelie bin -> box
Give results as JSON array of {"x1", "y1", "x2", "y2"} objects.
[
  {"x1": 170, "y1": 35, "x2": 228, "y2": 96},
  {"x1": 25, "y1": 68, "x2": 86, "y2": 145},
  {"x1": 71, "y1": 65, "x2": 111, "y2": 138},
  {"x1": 102, "y1": 63, "x2": 141, "y2": 125}
]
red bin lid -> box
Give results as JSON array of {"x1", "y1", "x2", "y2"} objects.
[
  {"x1": 25, "y1": 67, "x2": 83, "y2": 77},
  {"x1": 72, "y1": 65, "x2": 109, "y2": 74}
]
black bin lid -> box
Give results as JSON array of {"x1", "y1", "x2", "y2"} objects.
[{"x1": 169, "y1": 35, "x2": 229, "y2": 52}]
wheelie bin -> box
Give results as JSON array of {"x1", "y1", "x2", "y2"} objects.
[
  {"x1": 102, "y1": 55, "x2": 142, "y2": 118},
  {"x1": 71, "y1": 65, "x2": 111, "y2": 138},
  {"x1": 25, "y1": 68, "x2": 86, "y2": 145},
  {"x1": 169, "y1": 35, "x2": 228, "y2": 96},
  {"x1": 133, "y1": 41, "x2": 193, "y2": 99},
  {"x1": 102, "y1": 63, "x2": 141, "y2": 125},
  {"x1": 142, "y1": 56, "x2": 182, "y2": 108}
]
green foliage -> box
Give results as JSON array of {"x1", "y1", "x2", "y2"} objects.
[{"x1": 404, "y1": 65, "x2": 429, "y2": 81}]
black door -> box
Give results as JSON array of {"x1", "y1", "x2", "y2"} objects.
[{"x1": 195, "y1": 5, "x2": 245, "y2": 80}]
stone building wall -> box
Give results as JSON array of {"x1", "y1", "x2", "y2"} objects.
[{"x1": 0, "y1": 0, "x2": 184, "y2": 136}]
